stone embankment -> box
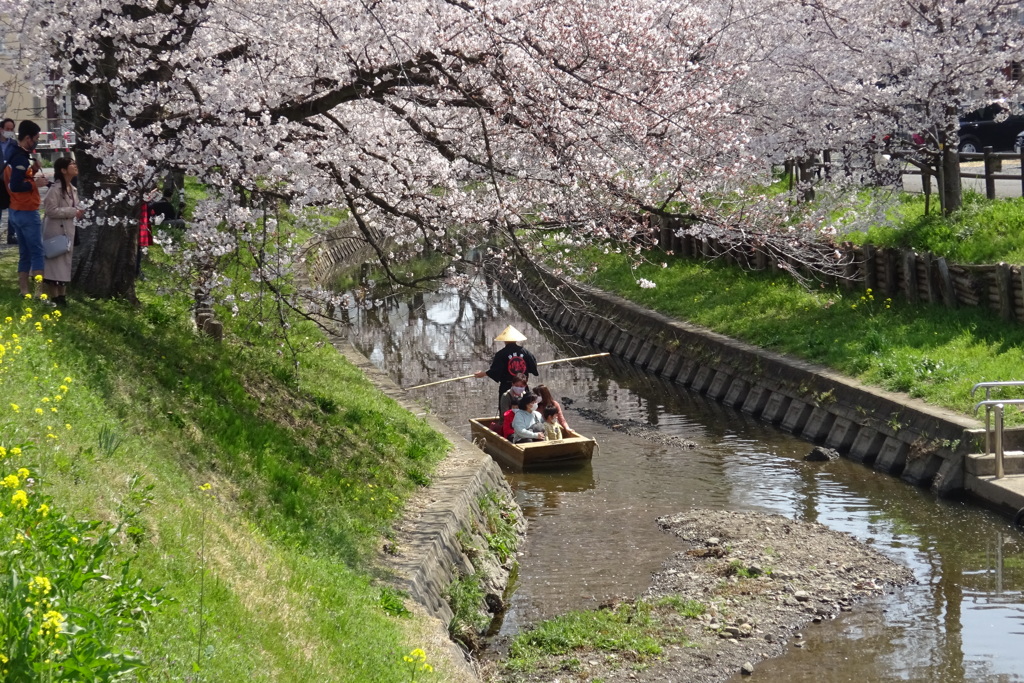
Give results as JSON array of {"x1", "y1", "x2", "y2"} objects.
[
  {"x1": 307, "y1": 231, "x2": 523, "y2": 682},
  {"x1": 502, "y1": 265, "x2": 992, "y2": 499}
]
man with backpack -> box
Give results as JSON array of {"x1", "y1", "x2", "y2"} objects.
[{"x1": 4, "y1": 120, "x2": 49, "y2": 296}]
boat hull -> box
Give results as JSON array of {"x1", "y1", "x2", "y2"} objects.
[{"x1": 469, "y1": 417, "x2": 596, "y2": 470}]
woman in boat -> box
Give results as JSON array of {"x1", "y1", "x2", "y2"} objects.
[
  {"x1": 534, "y1": 385, "x2": 570, "y2": 434},
  {"x1": 499, "y1": 373, "x2": 529, "y2": 416},
  {"x1": 511, "y1": 393, "x2": 546, "y2": 443}
]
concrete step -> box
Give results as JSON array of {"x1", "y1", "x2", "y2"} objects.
[{"x1": 965, "y1": 451, "x2": 1024, "y2": 476}]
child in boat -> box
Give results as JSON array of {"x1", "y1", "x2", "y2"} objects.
[{"x1": 542, "y1": 405, "x2": 562, "y2": 441}]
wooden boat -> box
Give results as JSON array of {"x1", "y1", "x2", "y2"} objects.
[{"x1": 469, "y1": 417, "x2": 596, "y2": 469}]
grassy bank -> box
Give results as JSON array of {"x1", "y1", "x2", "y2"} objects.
[
  {"x1": 571, "y1": 248, "x2": 1024, "y2": 424},
  {"x1": 843, "y1": 191, "x2": 1024, "y2": 265},
  {"x1": 0, "y1": 247, "x2": 454, "y2": 681}
]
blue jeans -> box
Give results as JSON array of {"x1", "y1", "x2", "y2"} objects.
[{"x1": 10, "y1": 209, "x2": 43, "y2": 272}]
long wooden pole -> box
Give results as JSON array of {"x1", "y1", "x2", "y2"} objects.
[{"x1": 405, "y1": 352, "x2": 611, "y2": 390}]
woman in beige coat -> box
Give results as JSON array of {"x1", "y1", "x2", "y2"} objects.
[{"x1": 42, "y1": 157, "x2": 84, "y2": 307}]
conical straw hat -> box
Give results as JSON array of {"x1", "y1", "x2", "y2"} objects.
[{"x1": 494, "y1": 325, "x2": 527, "y2": 343}]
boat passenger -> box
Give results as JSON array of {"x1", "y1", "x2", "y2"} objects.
[
  {"x1": 499, "y1": 373, "x2": 529, "y2": 416},
  {"x1": 542, "y1": 406, "x2": 563, "y2": 441},
  {"x1": 511, "y1": 393, "x2": 546, "y2": 443},
  {"x1": 534, "y1": 384, "x2": 570, "y2": 433}
]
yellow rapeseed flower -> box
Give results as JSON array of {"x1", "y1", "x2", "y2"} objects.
[
  {"x1": 63, "y1": 377, "x2": 71, "y2": 383},
  {"x1": 17, "y1": 468, "x2": 28, "y2": 478},
  {"x1": 59, "y1": 385, "x2": 68, "y2": 393},
  {"x1": 10, "y1": 447, "x2": 20, "y2": 455},
  {"x1": 3, "y1": 316, "x2": 10, "y2": 323},
  {"x1": 37, "y1": 503, "x2": 49, "y2": 517},
  {"x1": 1, "y1": 475, "x2": 19, "y2": 488},
  {"x1": 11, "y1": 490, "x2": 29, "y2": 509},
  {"x1": 28, "y1": 575, "x2": 52, "y2": 596},
  {"x1": 41, "y1": 397, "x2": 50, "y2": 403},
  {"x1": 9, "y1": 404, "x2": 18, "y2": 413},
  {"x1": 33, "y1": 275, "x2": 42, "y2": 283},
  {"x1": 34, "y1": 408, "x2": 43, "y2": 415}
]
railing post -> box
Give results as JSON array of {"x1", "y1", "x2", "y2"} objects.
[
  {"x1": 985, "y1": 387, "x2": 993, "y2": 457},
  {"x1": 995, "y1": 403, "x2": 1005, "y2": 480},
  {"x1": 984, "y1": 146, "x2": 996, "y2": 200}
]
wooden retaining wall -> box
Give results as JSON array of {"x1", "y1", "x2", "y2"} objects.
[
  {"x1": 655, "y1": 218, "x2": 1024, "y2": 323},
  {"x1": 504, "y1": 264, "x2": 984, "y2": 497}
]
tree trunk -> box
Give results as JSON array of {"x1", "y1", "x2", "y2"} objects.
[
  {"x1": 69, "y1": 57, "x2": 139, "y2": 301},
  {"x1": 939, "y1": 114, "x2": 962, "y2": 215},
  {"x1": 940, "y1": 145, "x2": 962, "y2": 215}
]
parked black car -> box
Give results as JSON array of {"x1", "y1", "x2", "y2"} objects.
[{"x1": 958, "y1": 103, "x2": 1024, "y2": 153}]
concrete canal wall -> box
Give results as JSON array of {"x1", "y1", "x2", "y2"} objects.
[{"x1": 503, "y1": 265, "x2": 985, "y2": 498}]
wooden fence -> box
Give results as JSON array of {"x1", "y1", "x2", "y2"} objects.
[
  {"x1": 654, "y1": 220, "x2": 1024, "y2": 323},
  {"x1": 903, "y1": 147, "x2": 1024, "y2": 200}
]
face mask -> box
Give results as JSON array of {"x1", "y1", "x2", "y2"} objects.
[
  {"x1": 510, "y1": 386, "x2": 525, "y2": 396},
  {"x1": 2, "y1": 131, "x2": 13, "y2": 139}
]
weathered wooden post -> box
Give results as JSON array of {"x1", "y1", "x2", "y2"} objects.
[
  {"x1": 863, "y1": 244, "x2": 878, "y2": 293},
  {"x1": 936, "y1": 257, "x2": 957, "y2": 309},
  {"x1": 997, "y1": 262, "x2": 1015, "y2": 322},
  {"x1": 984, "y1": 147, "x2": 997, "y2": 200}
]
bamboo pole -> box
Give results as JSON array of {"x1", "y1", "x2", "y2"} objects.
[{"x1": 405, "y1": 352, "x2": 611, "y2": 390}]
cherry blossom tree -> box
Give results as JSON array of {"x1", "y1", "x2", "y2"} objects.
[
  {"x1": 0, "y1": 0, "x2": 761, "y2": 303},
  {"x1": 708, "y1": 0, "x2": 1024, "y2": 214}
]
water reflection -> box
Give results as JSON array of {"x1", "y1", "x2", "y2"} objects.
[{"x1": 338, "y1": 276, "x2": 1024, "y2": 682}]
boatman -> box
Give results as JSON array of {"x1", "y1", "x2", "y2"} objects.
[{"x1": 475, "y1": 325, "x2": 539, "y2": 412}]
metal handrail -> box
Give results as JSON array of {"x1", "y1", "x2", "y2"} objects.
[
  {"x1": 973, "y1": 399, "x2": 1024, "y2": 479},
  {"x1": 971, "y1": 382, "x2": 1024, "y2": 458}
]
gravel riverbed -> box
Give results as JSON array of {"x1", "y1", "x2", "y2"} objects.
[{"x1": 489, "y1": 509, "x2": 914, "y2": 683}]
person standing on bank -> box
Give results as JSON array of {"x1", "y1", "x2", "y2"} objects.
[
  {"x1": 474, "y1": 325, "x2": 538, "y2": 411},
  {"x1": 4, "y1": 121, "x2": 48, "y2": 297},
  {"x1": 42, "y1": 158, "x2": 83, "y2": 307}
]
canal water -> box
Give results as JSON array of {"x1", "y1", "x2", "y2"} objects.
[{"x1": 340, "y1": 275, "x2": 1024, "y2": 682}]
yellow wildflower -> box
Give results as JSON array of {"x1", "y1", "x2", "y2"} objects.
[
  {"x1": 41, "y1": 397, "x2": 50, "y2": 403},
  {"x1": 10, "y1": 447, "x2": 20, "y2": 455},
  {"x1": 3, "y1": 316, "x2": 10, "y2": 323},
  {"x1": 23, "y1": 293, "x2": 31, "y2": 299},
  {"x1": 11, "y1": 490, "x2": 29, "y2": 509},
  {"x1": 37, "y1": 503, "x2": 49, "y2": 517},
  {"x1": 34, "y1": 408, "x2": 43, "y2": 415},
  {"x1": 9, "y1": 404, "x2": 18, "y2": 413},
  {"x1": 28, "y1": 575, "x2": 52, "y2": 596},
  {"x1": 33, "y1": 275, "x2": 42, "y2": 283},
  {"x1": 59, "y1": 385, "x2": 68, "y2": 393},
  {"x1": 65, "y1": 424, "x2": 72, "y2": 430},
  {"x1": 0, "y1": 447, "x2": 6, "y2": 458},
  {"x1": 17, "y1": 468, "x2": 28, "y2": 478},
  {"x1": 63, "y1": 377, "x2": 71, "y2": 383},
  {"x1": 1, "y1": 474, "x2": 19, "y2": 488}
]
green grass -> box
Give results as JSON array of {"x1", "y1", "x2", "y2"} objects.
[
  {"x1": 578, "y1": 249, "x2": 1024, "y2": 424},
  {"x1": 843, "y1": 190, "x2": 1024, "y2": 264},
  {"x1": 505, "y1": 601, "x2": 663, "y2": 673},
  {"x1": 0, "y1": 247, "x2": 451, "y2": 681}
]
